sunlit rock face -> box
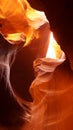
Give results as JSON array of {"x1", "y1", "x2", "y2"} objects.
[
  {"x1": 0, "y1": 0, "x2": 50, "y2": 60},
  {"x1": 0, "y1": 0, "x2": 49, "y2": 46}
]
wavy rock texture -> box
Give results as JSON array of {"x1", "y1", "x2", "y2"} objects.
[
  {"x1": 0, "y1": 0, "x2": 73, "y2": 130},
  {"x1": 29, "y1": 57, "x2": 73, "y2": 130}
]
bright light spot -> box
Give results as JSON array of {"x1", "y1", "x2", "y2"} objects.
[{"x1": 46, "y1": 32, "x2": 62, "y2": 59}]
